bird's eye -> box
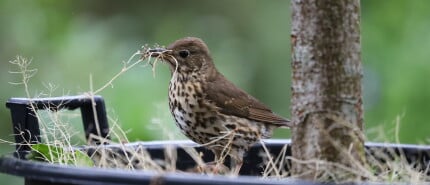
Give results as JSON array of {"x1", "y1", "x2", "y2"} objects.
[{"x1": 178, "y1": 50, "x2": 190, "y2": 58}]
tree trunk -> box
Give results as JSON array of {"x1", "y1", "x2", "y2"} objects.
[{"x1": 290, "y1": 0, "x2": 366, "y2": 182}]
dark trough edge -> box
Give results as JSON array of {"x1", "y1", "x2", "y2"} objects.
[{"x1": 1, "y1": 139, "x2": 429, "y2": 185}]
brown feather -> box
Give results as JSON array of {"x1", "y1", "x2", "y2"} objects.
[{"x1": 204, "y1": 72, "x2": 291, "y2": 127}]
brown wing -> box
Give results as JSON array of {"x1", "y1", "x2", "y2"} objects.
[{"x1": 204, "y1": 73, "x2": 292, "y2": 127}]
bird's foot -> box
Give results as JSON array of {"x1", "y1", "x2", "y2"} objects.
[{"x1": 186, "y1": 161, "x2": 229, "y2": 175}]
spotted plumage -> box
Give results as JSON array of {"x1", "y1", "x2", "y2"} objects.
[{"x1": 147, "y1": 37, "x2": 292, "y2": 174}]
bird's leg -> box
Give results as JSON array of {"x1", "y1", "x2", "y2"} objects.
[
  {"x1": 213, "y1": 150, "x2": 221, "y2": 163},
  {"x1": 230, "y1": 157, "x2": 243, "y2": 176},
  {"x1": 210, "y1": 149, "x2": 228, "y2": 174}
]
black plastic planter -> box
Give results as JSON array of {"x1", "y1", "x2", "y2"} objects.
[{"x1": 1, "y1": 96, "x2": 429, "y2": 185}]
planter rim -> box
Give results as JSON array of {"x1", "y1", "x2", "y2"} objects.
[
  {"x1": 1, "y1": 139, "x2": 429, "y2": 185},
  {"x1": 109, "y1": 139, "x2": 430, "y2": 149},
  {"x1": 0, "y1": 155, "x2": 314, "y2": 185}
]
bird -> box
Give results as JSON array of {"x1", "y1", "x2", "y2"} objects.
[{"x1": 146, "y1": 37, "x2": 291, "y2": 174}]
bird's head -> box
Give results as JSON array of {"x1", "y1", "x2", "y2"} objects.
[{"x1": 148, "y1": 37, "x2": 214, "y2": 74}]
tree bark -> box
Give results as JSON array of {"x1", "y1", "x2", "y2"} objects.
[{"x1": 290, "y1": 0, "x2": 366, "y2": 182}]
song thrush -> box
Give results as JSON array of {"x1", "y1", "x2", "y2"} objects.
[{"x1": 146, "y1": 37, "x2": 291, "y2": 174}]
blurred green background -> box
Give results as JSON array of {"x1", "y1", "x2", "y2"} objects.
[{"x1": 1, "y1": 0, "x2": 429, "y2": 183}]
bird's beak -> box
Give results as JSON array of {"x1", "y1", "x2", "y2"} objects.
[
  {"x1": 141, "y1": 47, "x2": 175, "y2": 66},
  {"x1": 148, "y1": 48, "x2": 170, "y2": 57}
]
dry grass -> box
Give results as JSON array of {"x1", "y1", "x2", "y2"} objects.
[
  {"x1": 2, "y1": 53, "x2": 429, "y2": 184},
  {"x1": 260, "y1": 116, "x2": 429, "y2": 184},
  {"x1": 3, "y1": 53, "x2": 230, "y2": 174}
]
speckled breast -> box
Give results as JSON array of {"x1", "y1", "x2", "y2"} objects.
[{"x1": 167, "y1": 73, "x2": 270, "y2": 151}]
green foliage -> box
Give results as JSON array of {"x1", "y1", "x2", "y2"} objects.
[
  {"x1": 0, "y1": 0, "x2": 429, "y2": 183},
  {"x1": 0, "y1": 0, "x2": 428, "y2": 152},
  {"x1": 27, "y1": 144, "x2": 94, "y2": 167}
]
